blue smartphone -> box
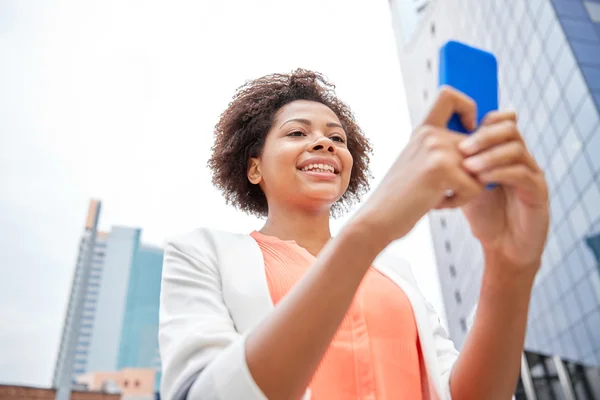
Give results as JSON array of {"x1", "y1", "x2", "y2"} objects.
[
  {"x1": 439, "y1": 40, "x2": 498, "y2": 188},
  {"x1": 438, "y1": 40, "x2": 498, "y2": 133}
]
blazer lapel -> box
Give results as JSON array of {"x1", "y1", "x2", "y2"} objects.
[
  {"x1": 373, "y1": 250, "x2": 444, "y2": 400},
  {"x1": 217, "y1": 231, "x2": 275, "y2": 333}
]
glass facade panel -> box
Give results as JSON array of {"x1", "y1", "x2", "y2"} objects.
[
  {"x1": 585, "y1": 130, "x2": 600, "y2": 174},
  {"x1": 575, "y1": 96, "x2": 600, "y2": 140},
  {"x1": 571, "y1": 154, "x2": 594, "y2": 191},
  {"x1": 565, "y1": 68, "x2": 588, "y2": 115}
]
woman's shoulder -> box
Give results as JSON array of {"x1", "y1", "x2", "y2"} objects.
[
  {"x1": 165, "y1": 227, "x2": 257, "y2": 263},
  {"x1": 373, "y1": 247, "x2": 418, "y2": 286},
  {"x1": 167, "y1": 226, "x2": 247, "y2": 246}
]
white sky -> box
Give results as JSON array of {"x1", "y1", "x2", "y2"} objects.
[{"x1": 0, "y1": 0, "x2": 443, "y2": 387}]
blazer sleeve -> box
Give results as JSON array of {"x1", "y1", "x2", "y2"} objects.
[
  {"x1": 158, "y1": 234, "x2": 268, "y2": 400},
  {"x1": 425, "y1": 299, "x2": 460, "y2": 400}
]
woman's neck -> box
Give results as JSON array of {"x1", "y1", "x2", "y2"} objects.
[{"x1": 260, "y1": 205, "x2": 332, "y2": 257}]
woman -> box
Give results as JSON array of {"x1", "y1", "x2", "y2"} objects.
[{"x1": 159, "y1": 69, "x2": 549, "y2": 400}]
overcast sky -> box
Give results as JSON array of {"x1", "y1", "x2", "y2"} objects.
[{"x1": 0, "y1": 0, "x2": 443, "y2": 387}]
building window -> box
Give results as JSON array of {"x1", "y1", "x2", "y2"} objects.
[
  {"x1": 449, "y1": 264, "x2": 457, "y2": 278},
  {"x1": 124, "y1": 380, "x2": 129, "y2": 388},
  {"x1": 423, "y1": 89, "x2": 428, "y2": 100},
  {"x1": 460, "y1": 318, "x2": 467, "y2": 333},
  {"x1": 431, "y1": 22, "x2": 436, "y2": 36},
  {"x1": 455, "y1": 290, "x2": 462, "y2": 304},
  {"x1": 440, "y1": 217, "x2": 446, "y2": 228},
  {"x1": 445, "y1": 240, "x2": 452, "y2": 253},
  {"x1": 135, "y1": 380, "x2": 140, "y2": 388},
  {"x1": 426, "y1": 58, "x2": 431, "y2": 72}
]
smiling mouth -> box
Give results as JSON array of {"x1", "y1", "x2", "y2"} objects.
[{"x1": 298, "y1": 163, "x2": 338, "y2": 174}]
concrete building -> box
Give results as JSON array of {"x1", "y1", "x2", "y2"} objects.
[
  {"x1": 53, "y1": 200, "x2": 163, "y2": 397},
  {"x1": 76, "y1": 368, "x2": 157, "y2": 399},
  {"x1": 389, "y1": 0, "x2": 600, "y2": 397}
]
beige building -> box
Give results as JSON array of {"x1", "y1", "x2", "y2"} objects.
[{"x1": 76, "y1": 368, "x2": 156, "y2": 399}]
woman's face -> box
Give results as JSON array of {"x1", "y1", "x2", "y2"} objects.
[{"x1": 248, "y1": 100, "x2": 353, "y2": 214}]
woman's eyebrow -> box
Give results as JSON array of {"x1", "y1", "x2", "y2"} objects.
[{"x1": 279, "y1": 118, "x2": 344, "y2": 130}]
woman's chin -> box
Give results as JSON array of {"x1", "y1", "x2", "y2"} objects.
[{"x1": 295, "y1": 190, "x2": 342, "y2": 210}]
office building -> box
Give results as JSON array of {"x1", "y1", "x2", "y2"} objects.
[
  {"x1": 53, "y1": 200, "x2": 163, "y2": 396},
  {"x1": 389, "y1": 0, "x2": 600, "y2": 397}
]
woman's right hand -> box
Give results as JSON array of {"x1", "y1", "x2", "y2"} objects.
[{"x1": 352, "y1": 86, "x2": 485, "y2": 247}]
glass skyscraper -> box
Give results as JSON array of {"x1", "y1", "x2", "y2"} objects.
[
  {"x1": 53, "y1": 200, "x2": 163, "y2": 397},
  {"x1": 118, "y1": 244, "x2": 164, "y2": 392},
  {"x1": 389, "y1": 0, "x2": 599, "y2": 397}
]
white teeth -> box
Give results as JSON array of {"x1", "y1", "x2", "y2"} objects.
[{"x1": 301, "y1": 163, "x2": 335, "y2": 173}]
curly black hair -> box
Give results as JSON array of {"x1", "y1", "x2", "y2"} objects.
[{"x1": 208, "y1": 68, "x2": 373, "y2": 218}]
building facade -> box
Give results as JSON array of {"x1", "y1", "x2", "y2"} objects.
[
  {"x1": 389, "y1": 0, "x2": 600, "y2": 397},
  {"x1": 53, "y1": 200, "x2": 105, "y2": 391},
  {"x1": 53, "y1": 200, "x2": 163, "y2": 396},
  {"x1": 76, "y1": 368, "x2": 157, "y2": 399}
]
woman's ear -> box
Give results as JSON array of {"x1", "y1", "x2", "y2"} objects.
[{"x1": 247, "y1": 158, "x2": 262, "y2": 185}]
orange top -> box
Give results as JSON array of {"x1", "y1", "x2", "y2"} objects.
[{"x1": 251, "y1": 231, "x2": 428, "y2": 400}]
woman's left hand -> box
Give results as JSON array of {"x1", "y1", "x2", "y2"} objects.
[{"x1": 458, "y1": 111, "x2": 549, "y2": 277}]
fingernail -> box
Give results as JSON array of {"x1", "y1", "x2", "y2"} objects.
[
  {"x1": 459, "y1": 138, "x2": 476, "y2": 153},
  {"x1": 464, "y1": 157, "x2": 481, "y2": 171}
]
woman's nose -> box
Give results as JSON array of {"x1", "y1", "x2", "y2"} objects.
[{"x1": 309, "y1": 137, "x2": 336, "y2": 153}]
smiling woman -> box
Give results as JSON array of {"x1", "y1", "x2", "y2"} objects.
[{"x1": 159, "y1": 68, "x2": 550, "y2": 400}]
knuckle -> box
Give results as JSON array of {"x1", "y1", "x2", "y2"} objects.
[
  {"x1": 426, "y1": 151, "x2": 454, "y2": 173},
  {"x1": 417, "y1": 124, "x2": 436, "y2": 138},
  {"x1": 517, "y1": 165, "x2": 530, "y2": 179},
  {"x1": 502, "y1": 120, "x2": 518, "y2": 134},
  {"x1": 513, "y1": 142, "x2": 525, "y2": 157},
  {"x1": 423, "y1": 132, "x2": 443, "y2": 150},
  {"x1": 438, "y1": 85, "x2": 455, "y2": 98},
  {"x1": 465, "y1": 96, "x2": 476, "y2": 109}
]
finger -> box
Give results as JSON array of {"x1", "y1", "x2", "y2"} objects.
[
  {"x1": 481, "y1": 110, "x2": 517, "y2": 126},
  {"x1": 458, "y1": 120, "x2": 521, "y2": 156},
  {"x1": 434, "y1": 169, "x2": 485, "y2": 209},
  {"x1": 423, "y1": 86, "x2": 477, "y2": 131},
  {"x1": 419, "y1": 125, "x2": 470, "y2": 149},
  {"x1": 478, "y1": 165, "x2": 548, "y2": 205},
  {"x1": 463, "y1": 140, "x2": 538, "y2": 173}
]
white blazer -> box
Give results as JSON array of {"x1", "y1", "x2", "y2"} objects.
[{"x1": 158, "y1": 228, "x2": 460, "y2": 400}]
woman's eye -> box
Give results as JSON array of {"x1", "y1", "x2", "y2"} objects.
[
  {"x1": 288, "y1": 131, "x2": 305, "y2": 137},
  {"x1": 331, "y1": 136, "x2": 345, "y2": 143}
]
